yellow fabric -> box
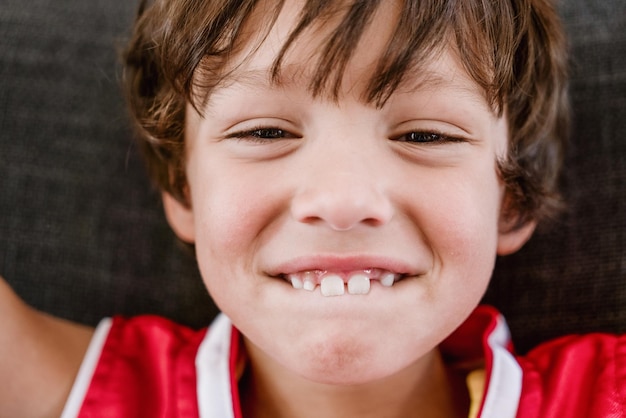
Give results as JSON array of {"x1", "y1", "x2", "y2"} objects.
[{"x1": 466, "y1": 369, "x2": 486, "y2": 418}]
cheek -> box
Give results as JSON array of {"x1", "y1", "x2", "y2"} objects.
[
  {"x1": 188, "y1": 163, "x2": 286, "y2": 281},
  {"x1": 190, "y1": 186, "x2": 268, "y2": 313},
  {"x1": 197, "y1": 189, "x2": 257, "y2": 250},
  {"x1": 420, "y1": 168, "x2": 502, "y2": 279},
  {"x1": 191, "y1": 162, "x2": 250, "y2": 239}
]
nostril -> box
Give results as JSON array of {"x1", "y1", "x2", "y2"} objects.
[
  {"x1": 291, "y1": 190, "x2": 393, "y2": 231},
  {"x1": 361, "y1": 216, "x2": 389, "y2": 228}
]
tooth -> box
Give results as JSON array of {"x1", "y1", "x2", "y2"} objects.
[
  {"x1": 289, "y1": 274, "x2": 303, "y2": 289},
  {"x1": 320, "y1": 274, "x2": 345, "y2": 296},
  {"x1": 303, "y1": 276, "x2": 316, "y2": 291},
  {"x1": 380, "y1": 272, "x2": 395, "y2": 287},
  {"x1": 302, "y1": 271, "x2": 317, "y2": 291},
  {"x1": 347, "y1": 273, "x2": 370, "y2": 295}
]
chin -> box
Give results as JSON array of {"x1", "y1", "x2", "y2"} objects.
[{"x1": 288, "y1": 337, "x2": 403, "y2": 386}]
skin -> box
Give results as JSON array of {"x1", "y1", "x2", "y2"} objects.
[
  {"x1": 0, "y1": 1, "x2": 535, "y2": 417},
  {"x1": 0, "y1": 278, "x2": 93, "y2": 418},
  {"x1": 163, "y1": 1, "x2": 535, "y2": 417}
]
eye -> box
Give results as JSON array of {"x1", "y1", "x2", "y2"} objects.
[
  {"x1": 227, "y1": 126, "x2": 300, "y2": 143},
  {"x1": 392, "y1": 131, "x2": 464, "y2": 144},
  {"x1": 247, "y1": 128, "x2": 289, "y2": 139}
]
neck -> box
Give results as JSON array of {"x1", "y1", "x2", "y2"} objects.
[{"x1": 240, "y1": 339, "x2": 469, "y2": 418}]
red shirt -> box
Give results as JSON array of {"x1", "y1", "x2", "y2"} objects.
[{"x1": 61, "y1": 306, "x2": 626, "y2": 417}]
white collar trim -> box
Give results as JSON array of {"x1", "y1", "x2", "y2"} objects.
[
  {"x1": 196, "y1": 313, "x2": 236, "y2": 418},
  {"x1": 479, "y1": 313, "x2": 522, "y2": 418}
]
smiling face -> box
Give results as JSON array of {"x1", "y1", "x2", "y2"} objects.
[{"x1": 164, "y1": 0, "x2": 534, "y2": 386}]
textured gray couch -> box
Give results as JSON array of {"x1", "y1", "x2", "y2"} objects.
[{"x1": 1, "y1": 0, "x2": 624, "y2": 354}]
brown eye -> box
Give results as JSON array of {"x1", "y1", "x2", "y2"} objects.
[
  {"x1": 227, "y1": 126, "x2": 300, "y2": 143},
  {"x1": 249, "y1": 128, "x2": 289, "y2": 139},
  {"x1": 393, "y1": 131, "x2": 465, "y2": 144},
  {"x1": 401, "y1": 132, "x2": 444, "y2": 143}
]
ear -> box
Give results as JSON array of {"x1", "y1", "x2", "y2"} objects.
[
  {"x1": 496, "y1": 215, "x2": 536, "y2": 255},
  {"x1": 162, "y1": 192, "x2": 195, "y2": 243}
]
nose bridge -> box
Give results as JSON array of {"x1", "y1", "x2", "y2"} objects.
[{"x1": 290, "y1": 132, "x2": 394, "y2": 231}]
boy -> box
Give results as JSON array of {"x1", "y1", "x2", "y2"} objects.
[{"x1": 0, "y1": 0, "x2": 623, "y2": 417}]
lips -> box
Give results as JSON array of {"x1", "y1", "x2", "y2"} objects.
[{"x1": 269, "y1": 255, "x2": 417, "y2": 297}]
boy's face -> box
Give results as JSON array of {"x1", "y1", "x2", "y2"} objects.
[{"x1": 164, "y1": 1, "x2": 534, "y2": 385}]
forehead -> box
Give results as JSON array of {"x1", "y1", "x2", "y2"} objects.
[{"x1": 193, "y1": 0, "x2": 493, "y2": 110}]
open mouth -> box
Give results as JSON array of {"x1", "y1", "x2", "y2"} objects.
[{"x1": 279, "y1": 269, "x2": 405, "y2": 296}]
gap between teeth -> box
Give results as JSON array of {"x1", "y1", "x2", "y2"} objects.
[{"x1": 288, "y1": 270, "x2": 398, "y2": 296}]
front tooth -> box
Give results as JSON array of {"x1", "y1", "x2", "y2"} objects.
[
  {"x1": 320, "y1": 274, "x2": 345, "y2": 296},
  {"x1": 289, "y1": 274, "x2": 303, "y2": 289},
  {"x1": 303, "y1": 272, "x2": 316, "y2": 291},
  {"x1": 347, "y1": 273, "x2": 370, "y2": 295},
  {"x1": 380, "y1": 272, "x2": 395, "y2": 287}
]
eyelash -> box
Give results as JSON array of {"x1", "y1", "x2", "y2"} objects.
[
  {"x1": 226, "y1": 127, "x2": 300, "y2": 143},
  {"x1": 392, "y1": 131, "x2": 465, "y2": 144},
  {"x1": 227, "y1": 126, "x2": 465, "y2": 145}
]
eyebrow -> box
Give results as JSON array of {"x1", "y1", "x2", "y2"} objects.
[
  {"x1": 206, "y1": 64, "x2": 490, "y2": 110},
  {"x1": 213, "y1": 66, "x2": 308, "y2": 91}
]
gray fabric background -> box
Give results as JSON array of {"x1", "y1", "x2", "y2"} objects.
[{"x1": 0, "y1": 0, "x2": 624, "y2": 354}]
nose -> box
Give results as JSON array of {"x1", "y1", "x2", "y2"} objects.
[{"x1": 290, "y1": 156, "x2": 394, "y2": 231}]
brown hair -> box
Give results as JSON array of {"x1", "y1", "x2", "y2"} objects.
[{"x1": 124, "y1": 0, "x2": 569, "y2": 228}]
